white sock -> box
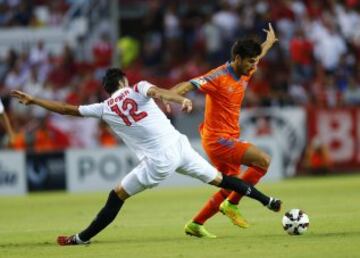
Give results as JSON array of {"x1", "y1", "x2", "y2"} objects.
[
  {"x1": 75, "y1": 234, "x2": 89, "y2": 244},
  {"x1": 267, "y1": 197, "x2": 274, "y2": 207}
]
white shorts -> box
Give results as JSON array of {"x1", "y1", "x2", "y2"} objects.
[{"x1": 121, "y1": 135, "x2": 218, "y2": 196}]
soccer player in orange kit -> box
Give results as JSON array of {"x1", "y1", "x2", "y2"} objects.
[{"x1": 170, "y1": 23, "x2": 279, "y2": 238}]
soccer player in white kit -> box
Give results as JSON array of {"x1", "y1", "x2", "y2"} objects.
[
  {"x1": 0, "y1": 98, "x2": 15, "y2": 144},
  {"x1": 11, "y1": 68, "x2": 282, "y2": 246}
]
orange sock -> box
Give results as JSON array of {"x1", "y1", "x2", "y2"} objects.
[
  {"x1": 193, "y1": 189, "x2": 231, "y2": 225},
  {"x1": 227, "y1": 167, "x2": 267, "y2": 204}
]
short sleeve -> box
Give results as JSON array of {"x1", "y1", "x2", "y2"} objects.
[
  {"x1": 190, "y1": 72, "x2": 218, "y2": 94},
  {"x1": 0, "y1": 99, "x2": 4, "y2": 114},
  {"x1": 134, "y1": 81, "x2": 154, "y2": 98},
  {"x1": 79, "y1": 103, "x2": 104, "y2": 118}
]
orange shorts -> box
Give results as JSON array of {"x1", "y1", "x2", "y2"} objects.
[{"x1": 202, "y1": 136, "x2": 252, "y2": 176}]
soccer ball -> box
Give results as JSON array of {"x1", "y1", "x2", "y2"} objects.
[{"x1": 282, "y1": 209, "x2": 310, "y2": 235}]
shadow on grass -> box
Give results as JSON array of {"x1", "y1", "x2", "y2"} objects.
[
  {"x1": 306, "y1": 231, "x2": 360, "y2": 238},
  {"x1": 0, "y1": 241, "x2": 55, "y2": 248},
  {"x1": 0, "y1": 235, "x2": 211, "y2": 249},
  {"x1": 6, "y1": 231, "x2": 353, "y2": 248},
  {"x1": 0, "y1": 236, "x2": 214, "y2": 250}
]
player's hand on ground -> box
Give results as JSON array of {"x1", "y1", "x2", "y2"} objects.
[
  {"x1": 182, "y1": 98, "x2": 193, "y2": 113},
  {"x1": 10, "y1": 90, "x2": 34, "y2": 105},
  {"x1": 263, "y1": 23, "x2": 278, "y2": 45}
]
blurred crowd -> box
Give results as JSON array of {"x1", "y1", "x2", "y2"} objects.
[
  {"x1": 0, "y1": 0, "x2": 70, "y2": 27},
  {"x1": 127, "y1": 0, "x2": 360, "y2": 108},
  {"x1": 0, "y1": 0, "x2": 360, "y2": 151}
]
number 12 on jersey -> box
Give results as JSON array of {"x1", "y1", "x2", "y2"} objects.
[{"x1": 111, "y1": 98, "x2": 148, "y2": 126}]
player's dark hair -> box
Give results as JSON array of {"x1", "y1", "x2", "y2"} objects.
[
  {"x1": 102, "y1": 68, "x2": 126, "y2": 94},
  {"x1": 231, "y1": 39, "x2": 262, "y2": 60}
]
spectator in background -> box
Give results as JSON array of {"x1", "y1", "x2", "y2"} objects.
[
  {"x1": 288, "y1": 78, "x2": 309, "y2": 105},
  {"x1": 289, "y1": 28, "x2": 313, "y2": 82},
  {"x1": 47, "y1": 1, "x2": 68, "y2": 26},
  {"x1": 202, "y1": 13, "x2": 223, "y2": 66},
  {"x1": 303, "y1": 137, "x2": 332, "y2": 175},
  {"x1": 343, "y1": 77, "x2": 360, "y2": 105},
  {"x1": 323, "y1": 74, "x2": 343, "y2": 107},
  {"x1": 312, "y1": 20, "x2": 347, "y2": 74},
  {"x1": 117, "y1": 36, "x2": 140, "y2": 69},
  {"x1": 28, "y1": 116, "x2": 70, "y2": 152},
  {"x1": 212, "y1": 0, "x2": 240, "y2": 54},
  {"x1": 311, "y1": 73, "x2": 342, "y2": 108},
  {"x1": 98, "y1": 121, "x2": 118, "y2": 148},
  {"x1": 47, "y1": 44, "x2": 76, "y2": 89},
  {"x1": 12, "y1": 0, "x2": 33, "y2": 26},
  {"x1": 4, "y1": 60, "x2": 29, "y2": 92},
  {"x1": 29, "y1": 40, "x2": 48, "y2": 66},
  {"x1": 247, "y1": 68, "x2": 271, "y2": 106},
  {"x1": 164, "y1": 3, "x2": 181, "y2": 42},
  {"x1": 0, "y1": 2, "x2": 11, "y2": 26},
  {"x1": 142, "y1": 0, "x2": 163, "y2": 67},
  {"x1": 92, "y1": 32, "x2": 113, "y2": 78},
  {"x1": 335, "y1": 2, "x2": 360, "y2": 42},
  {"x1": 255, "y1": 116, "x2": 272, "y2": 136},
  {"x1": 0, "y1": 49, "x2": 17, "y2": 83}
]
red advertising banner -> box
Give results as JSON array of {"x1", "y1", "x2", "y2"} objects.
[{"x1": 307, "y1": 107, "x2": 360, "y2": 169}]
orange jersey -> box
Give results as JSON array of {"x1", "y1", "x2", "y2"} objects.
[{"x1": 190, "y1": 62, "x2": 255, "y2": 139}]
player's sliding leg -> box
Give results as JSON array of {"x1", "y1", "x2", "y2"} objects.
[
  {"x1": 57, "y1": 186, "x2": 129, "y2": 246},
  {"x1": 57, "y1": 170, "x2": 146, "y2": 246},
  {"x1": 220, "y1": 166, "x2": 266, "y2": 228},
  {"x1": 227, "y1": 144, "x2": 270, "y2": 203},
  {"x1": 212, "y1": 173, "x2": 281, "y2": 212},
  {"x1": 227, "y1": 166, "x2": 266, "y2": 204},
  {"x1": 183, "y1": 172, "x2": 281, "y2": 238}
]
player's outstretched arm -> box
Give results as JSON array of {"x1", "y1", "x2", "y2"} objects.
[
  {"x1": 171, "y1": 81, "x2": 196, "y2": 96},
  {"x1": 147, "y1": 86, "x2": 193, "y2": 112},
  {"x1": 257, "y1": 23, "x2": 278, "y2": 62},
  {"x1": 11, "y1": 90, "x2": 82, "y2": 117},
  {"x1": 158, "y1": 82, "x2": 195, "y2": 113}
]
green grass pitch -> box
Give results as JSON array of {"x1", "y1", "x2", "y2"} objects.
[{"x1": 1, "y1": 174, "x2": 360, "y2": 258}]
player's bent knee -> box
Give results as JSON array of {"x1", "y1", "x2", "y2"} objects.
[
  {"x1": 263, "y1": 154, "x2": 271, "y2": 169},
  {"x1": 255, "y1": 154, "x2": 271, "y2": 171}
]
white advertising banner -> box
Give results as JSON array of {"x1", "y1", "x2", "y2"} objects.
[
  {"x1": 241, "y1": 137, "x2": 283, "y2": 181},
  {"x1": 240, "y1": 107, "x2": 306, "y2": 177},
  {"x1": 0, "y1": 151, "x2": 26, "y2": 195},
  {"x1": 66, "y1": 138, "x2": 284, "y2": 193},
  {"x1": 66, "y1": 147, "x2": 138, "y2": 192},
  {"x1": 66, "y1": 145, "x2": 208, "y2": 192}
]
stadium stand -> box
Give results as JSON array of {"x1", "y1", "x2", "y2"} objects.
[{"x1": 0, "y1": 0, "x2": 360, "y2": 150}]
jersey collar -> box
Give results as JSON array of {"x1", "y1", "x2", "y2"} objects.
[{"x1": 226, "y1": 62, "x2": 240, "y2": 81}]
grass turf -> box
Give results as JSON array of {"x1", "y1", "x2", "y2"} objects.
[{"x1": 0, "y1": 174, "x2": 360, "y2": 258}]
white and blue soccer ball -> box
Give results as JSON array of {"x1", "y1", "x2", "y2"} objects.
[{"x1": 282, "y1": 209, "x2": 310, "y2": 235}]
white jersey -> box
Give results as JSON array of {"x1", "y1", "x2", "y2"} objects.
[
  {"x1": 79, "y1": 81, "x2": 181, "y2": 160},
  {"x1": 0, "y1": 98, "x2": 4, "y2": 114}
]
